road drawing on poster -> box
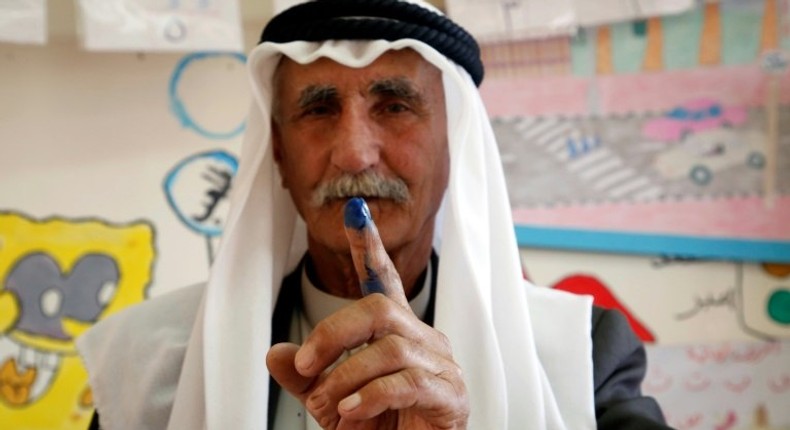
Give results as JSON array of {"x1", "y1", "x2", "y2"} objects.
[
  {"x1": 169, "y1": 52, "x2": 247, "y2": 140},
  {"x1": 163, "y1": 150, "x2": 239, "y2": 264},
  {"x1": 492, "y1": 102, "x2": 788, "y2": 206},
  {"x1": 0, "y1": 212, "x2": 155, "y2": 430}
]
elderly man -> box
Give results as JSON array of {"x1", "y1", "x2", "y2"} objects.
[{"x1": 78, "y1": 0, "x2": 672, "y2": 429}]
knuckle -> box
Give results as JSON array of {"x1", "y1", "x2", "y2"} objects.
[
  {"x1": 312, "y1": 315, "x2": 341, "y2": 338},
  {"x1": 378, "y1": 334, "x2": 410, "y2": 364},
  {"x1": 362, "y1": 294, "x2": 399, "y2": 321},
  {"x1": 434, "y1": 330, "x2": 453, "y2": 356},
  {"x1": 306, "y1": 399, "x2": 337, "y2": 429},
  {"x1": 315, "y1": 414, "x2": 337, "y2": 430},
  {"x1": 401, "y1": 367, "x2": 430, "y2": 393}
]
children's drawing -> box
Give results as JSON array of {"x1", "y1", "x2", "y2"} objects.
[
  {"x1": 551, "y1": 274, "x2": 656, "y2": 342},
  {"x1": 169, "y1": 52, "x2": 248, "y2": 140},
  {"x1": 652, "y1": 128, "x2": 765, "y2": 186},
  {"x1": 0, "y1": 212, "x2": 155, "y2": 429},
  {"x1": 163, "y1": 150, "x2": 238, "y2": 263},
  {"x1": 738, "y1": 262, "x2": 790, "y2": 340},
  {"x1": 643, "y1": 340, "x2": 790, "y2": 429},
  {"x1": 493, "y1": 107, "x2": 782, "y2": 205},
  {"x1": 641, "y1": 99, "x2": 748, "y2": 142}
]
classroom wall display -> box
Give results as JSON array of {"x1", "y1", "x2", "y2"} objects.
[
  {"x1": 521, "y1": 248, "x2": 790, "y2": 345},
  {"x1": 0, "y1": 31, "x2": 247, "y2": 426},
  {"x1": 481, "y1": 0, "x2": 790, "y2": 263},
  {"x1": 0, "y1": 0, "x2": 46, "y2": 45},
  {"x1": 76, "y1": 0, "x2": 244, "y2": 52},
  {"x1": 644, "y1": 339, "x2": 790, "y2": 430},
  {"x1": 521, "y1": 247, "x2": 790, "y2": 429}
]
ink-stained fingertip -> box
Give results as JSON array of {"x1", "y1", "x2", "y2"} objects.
[{"x1": 344, "y1": 197, "x2": 371, "y2": 230}]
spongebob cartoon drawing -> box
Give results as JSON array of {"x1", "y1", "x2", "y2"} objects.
[{"x1": 0, "y1": 212, "x2": 155, "y2": 429}]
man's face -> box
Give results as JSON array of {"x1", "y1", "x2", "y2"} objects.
[{"x1": 271, "y1": 49, "x2": 449, "y2": 255}]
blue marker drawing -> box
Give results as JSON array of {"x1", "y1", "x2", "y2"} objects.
[
  {"x1": 164, "y1": 150, "x2": 239, "y2": 263},
  {"x1": 169, "y1": 52, "x2": 247, "y2": 140}
]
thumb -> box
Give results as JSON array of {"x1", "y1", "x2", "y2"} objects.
[
  {"x1": 343, "y1": 198, "x2": 409, "y2": 309},
  {"x1": 266, "y1": 342, "x2": 316, "y2": 402}
]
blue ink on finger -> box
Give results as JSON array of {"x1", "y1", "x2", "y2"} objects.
[
  {"x1": 362, "y1": 266, "x2": 386, "y2": 296},
  {"x1": 344, "y1": 197, "x2": 371, "y2": 230}
]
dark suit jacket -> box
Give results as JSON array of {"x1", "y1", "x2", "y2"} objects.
[{"x1": 591, "y1": 307, "x2": 674, "y2": 429}]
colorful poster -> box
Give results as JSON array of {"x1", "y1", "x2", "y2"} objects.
[
  {"x1": 480, "y1": 0, "x2": 790, "y2": 261},
  {"x1": 522, "y1": 246, "x2": 790, "y2": 428},
  {"x1": 0, "y1": 213, "x2": 155, "y2": 429}
]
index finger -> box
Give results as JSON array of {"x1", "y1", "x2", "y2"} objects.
[{"x1": 343, "y1": 197, "x2": 409, "y2": 309}]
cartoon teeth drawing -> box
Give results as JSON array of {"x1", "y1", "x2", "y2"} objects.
[{"x1": 0, "y1": 212, "x2": 155, "y2": 429}]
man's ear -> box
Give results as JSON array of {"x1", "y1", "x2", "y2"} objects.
[{"x1": 271, "y1": 121, "x2": 288, "y2": 188}]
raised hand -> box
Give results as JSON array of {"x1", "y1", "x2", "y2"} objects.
[{"x1": 266, "y1": 197, "x2": 468, "y2": 430}]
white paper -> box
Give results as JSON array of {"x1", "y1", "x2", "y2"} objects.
[
  {"x1": 0, "y1": 0, "x2": 46, "y2": 45},
  {"x1": 445, "y1": 0, "x2": 576, "y2": 41},
  {"x1": 76, "y1": 0, "x2": 243, "y2": 52},
  {"x1": 446, "y1": 0, "x2": 694, "y2": 41},
  {"x1": 273, "y1": 0, "x2": 303, "y2": 14},
  {"x1": 576, "y1": 0, "x2": 694, "y2": 27}
]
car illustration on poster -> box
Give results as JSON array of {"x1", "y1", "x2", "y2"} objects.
[
  {"x1": 642, "y1": 99, "x2": 748, "y2": 142},
  {"x1": 653, "y1": 128, "x2": 765, "y2": 185}
]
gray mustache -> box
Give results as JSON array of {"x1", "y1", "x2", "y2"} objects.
[{"x1": 311, "y1": 172, "x2": 410, "y2": 207}]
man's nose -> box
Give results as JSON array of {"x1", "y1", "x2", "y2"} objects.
[{"x1": 330, "y1": 106, "x2": 381, "y2": 174}]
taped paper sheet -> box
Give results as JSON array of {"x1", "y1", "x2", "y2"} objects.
[
  {"x1": 576, "y1": 0, "x2": 694, "y2": 27},
  {"x1": 445, "y1": 0, "x2": 576, "y2": 41},
  {"x1": 445, "y1": 0, "x2": 694, "y2": 41},
  {"x1": 76, "y1": 0, "x2": 243, "y2": 52},
  {"x1": 0, "y1": 0, "x2": 46, "y2": 45}
]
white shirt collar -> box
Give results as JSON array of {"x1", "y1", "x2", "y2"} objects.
[{"x1": 300, "y1": 258, "x2": 433, "y2": 329}]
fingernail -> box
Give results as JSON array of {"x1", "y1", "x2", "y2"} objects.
[
  {"x1": 339, "y1": 393, "x2": 362, "y2": 412},
  {"x1": 344, "y1": 197, "x2": 371, "y2": 230},
  {"x1": 295, "y1": 346, "x2": 315, "y2": 372}
]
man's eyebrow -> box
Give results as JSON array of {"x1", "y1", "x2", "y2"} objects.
[
  {"x1": 297, "y1": 84, "x2": 338, "y2": 109},
  {"x1": 369, "y1": 78, "x2": 423, "y2": 104}
]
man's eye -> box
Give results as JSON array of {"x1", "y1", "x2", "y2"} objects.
[
  {"x1": 383, "y1": 103, "x2": 409, "y2": 114},
  {"x1": 303, "y1": 105, "x2": 333, "y2": 116}
]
